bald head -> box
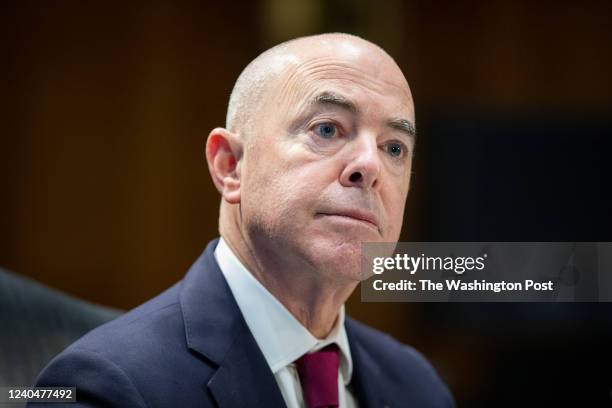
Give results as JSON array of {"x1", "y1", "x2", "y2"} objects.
[{"x1": 225, "y1": 33, "x2": 411, "y2": 139}]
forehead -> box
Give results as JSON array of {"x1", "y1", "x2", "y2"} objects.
[{"x1": 270, "y1": 43, "x2": 414, "y2": 121}]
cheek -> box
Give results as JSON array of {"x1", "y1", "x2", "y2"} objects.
[
  {"x1": 263, "y1": 145, "x2": 338, "y2": 200},
  {"x1": 389, "y1": 206, "x2": 406, "y2": 240},
  {"x1": 242, "y1": 164, "x2": 319, "y2": 229},
  {"x1": 383, "y1": 182, "x2": 409, "y2": 240},
  {"x1": 241, "y1": 140, "x2": 342, "y2": 228}
]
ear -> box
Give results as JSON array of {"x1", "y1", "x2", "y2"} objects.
[{"x1": 205, "y1": 127, "x2": 242, "y2": 204}]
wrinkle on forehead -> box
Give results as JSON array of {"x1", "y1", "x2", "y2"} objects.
[
  {"x1": 281, "y1": 58, "x2": 411, "y2": 101},
  {"x1": 272, "y1": 58, "x2": 414, "y2": 128}
]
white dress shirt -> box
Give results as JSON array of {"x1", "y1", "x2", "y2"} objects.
[{"x1": 214, "y1": 238, "x2": 358, "y2": 408}]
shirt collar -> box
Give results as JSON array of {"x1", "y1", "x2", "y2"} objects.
[{"x1": 214, "y1": 237, "x2": 353, "y2": 384}]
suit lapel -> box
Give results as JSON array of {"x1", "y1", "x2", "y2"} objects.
[
  {"x1": 207, "y1": 322, "x2": 287, "y2": 408},
  {"x1": 345, "y1": 318, "x2": 389, "y2": 408},
  {"x1": 179, "y1": 239, "x2": 286, "y2": 408}
]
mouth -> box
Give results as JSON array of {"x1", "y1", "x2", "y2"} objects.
[{"x1": 316, "y1": 210, "x2": 380, "y2": 232}]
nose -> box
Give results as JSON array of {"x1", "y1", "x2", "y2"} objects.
[{"x1": 339, "y1": 134, "x2": 381, "y2": 190}]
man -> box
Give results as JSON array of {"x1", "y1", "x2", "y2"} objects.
[{"x1": 32, "y1": 33, "x2": 454, "y2": 407}]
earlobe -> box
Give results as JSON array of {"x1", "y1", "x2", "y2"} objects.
[
  {"x1": 205, "y1": 127, "x2": 242, "y2": 204},
  {"x1": 222, "y1": 176, "x2": 241, "y2": 204}
]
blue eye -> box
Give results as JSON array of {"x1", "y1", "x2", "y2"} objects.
[
  {"x1": 386, "y1": 142, "x2": 403, "y2": 157},
  {"x1": 315, "y1": 123, "x2": 337, "y2": 139}
]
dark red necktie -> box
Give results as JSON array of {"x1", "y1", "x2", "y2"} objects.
[{"x1": 295, "y1": 344, "x2": 340, "y2": 408}]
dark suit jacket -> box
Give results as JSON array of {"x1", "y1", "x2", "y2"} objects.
[{"x1": 31, "y1": 239, "x2": 454, "y2": 407}]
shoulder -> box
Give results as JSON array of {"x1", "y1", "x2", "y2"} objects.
[
  {"x1": 60, "y1": 282, "x2": 184, "y2": 363},
  {"x1": 346, "y1": 316, "x2": 455, "y2": 407},
  {"x1": 30, "y1": 346, "x2": 148, "y2": 408}
]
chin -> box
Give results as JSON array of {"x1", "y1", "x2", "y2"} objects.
[{"x1": 301, "y1": 234, "x2": 367, "y2": 282}]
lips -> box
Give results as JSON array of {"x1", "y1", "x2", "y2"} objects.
[{"x1": 317, "y1": 209, "x2": 380, "y2": 231}]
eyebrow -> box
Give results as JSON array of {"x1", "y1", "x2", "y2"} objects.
[
  {"x1": 312, "y1": 91, "x2": 358, "y2": 114},
  {"x1": 387, "y1": 118, "x2": 417, "y2": 139},
  {"x1": 309, "y1": 91, "x2": 416, "y2": 140}
]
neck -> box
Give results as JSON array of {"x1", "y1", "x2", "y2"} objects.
[{"x1": 220, "y1": 208, "x2": 357, "y2": 338}]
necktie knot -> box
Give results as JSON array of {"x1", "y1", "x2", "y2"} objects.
[{"x1": 295, "y1": 344, "x2": 340, "y2": 408}]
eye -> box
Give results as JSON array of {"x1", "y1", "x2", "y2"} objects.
[
  {"x1": 314, "y1": 123, "x2": 337, "y2": 139},
  {"x1": 385, "y1": 142, "x2": 404, "y2": 158}
]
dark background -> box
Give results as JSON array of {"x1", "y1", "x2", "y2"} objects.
[{"x1": 1, "y1": 1, "x2": 611, "y2": 406}]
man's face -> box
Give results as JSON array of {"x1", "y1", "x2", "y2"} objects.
[{"x1": 239, "y1": 40, "x2": 415, "y2": 281}]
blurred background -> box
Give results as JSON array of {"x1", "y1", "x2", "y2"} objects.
[{"x1": 1, "y1": 0, "x2": 611, "y2": 406}]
